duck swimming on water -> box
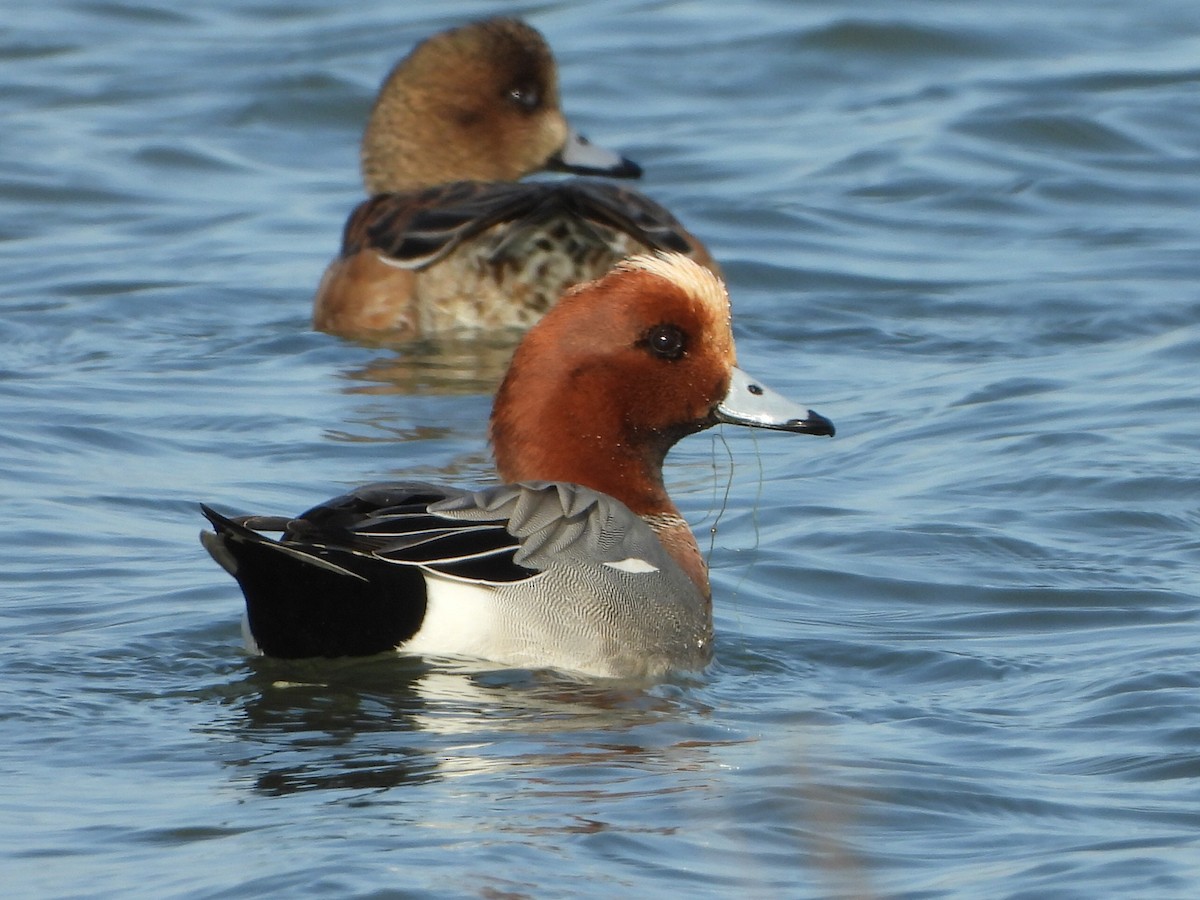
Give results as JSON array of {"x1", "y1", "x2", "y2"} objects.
[
  {"x1": 313, "y1": 18, "x2": 718, "y2": 339},
  {"x1": 206, "y1": 253, "x2": 832, "y2": 678}
]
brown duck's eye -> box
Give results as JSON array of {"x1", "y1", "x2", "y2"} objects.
[
  {"x1": 507, "y1": 84, "x2": 540, "y2": 110},
  {"x1": 643, "y1": 324, "x2": 687, "y2": 361}
]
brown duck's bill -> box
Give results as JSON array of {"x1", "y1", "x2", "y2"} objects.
[
  {"x1": 548, "y1": 128, "x2": 643, "y2": 179},
  {"x1": 715, "y1": 366, "x2": 835, "y2": 437}
]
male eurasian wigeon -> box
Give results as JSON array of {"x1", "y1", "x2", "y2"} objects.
[
  {"x1": 312, "y1": 17, "x2": 717, "y2": 339},
  {"x1": 204, "y1": 253, "x2": 832, "y2": 678}
]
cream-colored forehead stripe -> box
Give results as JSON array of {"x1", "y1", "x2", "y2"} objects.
[{"x1": 617, "y1": 252, "x2": 729, "y2": 319}]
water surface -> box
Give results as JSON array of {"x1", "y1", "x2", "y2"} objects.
[{"x1": 3, "y1": 1, "x2": 1199, "y2": 896}]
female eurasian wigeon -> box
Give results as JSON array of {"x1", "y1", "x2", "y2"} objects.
[
  {"x1": 313, "y1": 17, "x2": 717, "y2": 339},
  {"x1": 204, "y1": 254, "x2": 832, "y2": 678}
]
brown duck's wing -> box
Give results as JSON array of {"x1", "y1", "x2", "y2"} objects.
[{"x1": 340, "y1": 180, "x2": 709, "y2": 271}]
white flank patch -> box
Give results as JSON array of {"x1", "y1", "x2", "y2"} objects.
[
  {"x1": 603, "y1": 557, "x2": 660, "y2": 574},
  {"x1": 402, "y1": 572, "x2": 501, "y2": 658}
]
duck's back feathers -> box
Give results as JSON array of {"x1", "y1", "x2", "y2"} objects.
[
  {"x1": 201, "y1": 480, "x2": 711, "y2": 675},
  {"x1": 344, "y1": 180, "x2": 706, "y2": 271},
  {"x1": 318, "y1": 180, "x2": 718, "y2": 337}
]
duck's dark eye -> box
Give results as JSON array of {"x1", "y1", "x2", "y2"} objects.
[
  {"x1": 642, "y1": 324, "x2": 687, "y2": 361},
  {"x1": 507, "y1": 84, "x2": 540, "y2": 111}
]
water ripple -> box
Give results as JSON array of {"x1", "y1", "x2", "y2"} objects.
[{"x1": 3, "y1": 1, "x2": 1200, "y2": 897}]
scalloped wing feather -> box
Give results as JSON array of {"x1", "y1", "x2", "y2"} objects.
[{"x1": 342, "y1": 181, "x2": 701, "y2": 271}]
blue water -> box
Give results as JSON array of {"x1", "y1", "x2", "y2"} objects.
[{"x1": 3, "y1": 1, "x2": 1199, "y2": 896}]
